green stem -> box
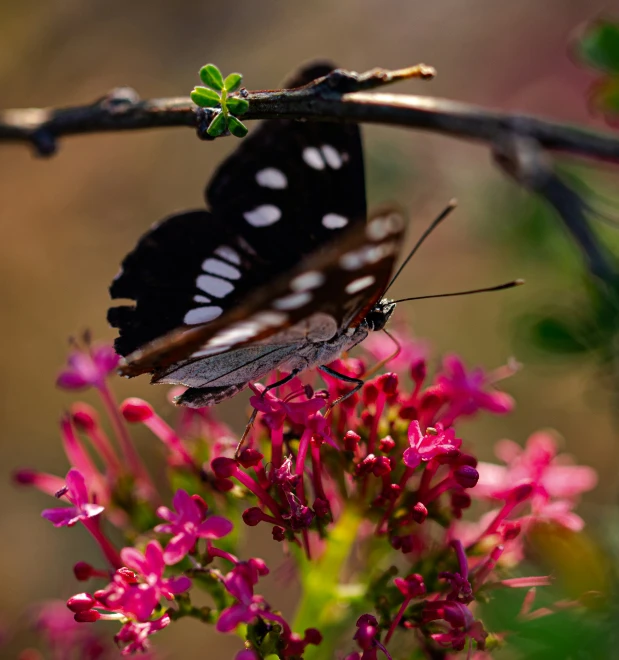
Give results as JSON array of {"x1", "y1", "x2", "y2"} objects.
[{"x1": 293, "y1": 506, "x2": 366, "y2": 660}]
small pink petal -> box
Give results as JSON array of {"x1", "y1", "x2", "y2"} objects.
[
  {"x1": 66, "y1": 469, "x2": 88, "y2": 507},
  {"x1": 216, "y1": 603, "x2": 256, "y2": 632},
  {"x1": 165, "y1": 575, "x2": 191, "y2": 595},
  {"x1": 56, "y1": 372, "x2": 89, "y2": 390},
  {"x1": 162, "y1": 533, "x2": 195, "y2": 565},
  {"x1": 196, "y1": 515, "x2": 234, "y2": 539}
]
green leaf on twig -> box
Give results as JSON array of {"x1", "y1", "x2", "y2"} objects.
[
  {"x1": 227, "y1": 115, "x2": 249, "y2": 137},
  {"x1": 199, "y1": 63, "x2": 225, "y2": 90},
  {"x1": 224, "y1": 72, "x2": 243, "y2": 92},
  {"x1": 226, "y1": 97, "x2": 249, "y2": 115},
  {"x1": 206, "y1": 111, "x2": 227, "y2": 137},
  {"x1": 190, "y1": 87, "x2": 222, "y2": 108},
  {"x1": 191, "y1": 64, "x2": 249, "y2": 138}
]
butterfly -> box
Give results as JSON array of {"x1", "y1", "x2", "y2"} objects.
[{"x1": 108, "y1": 62, "x2": 406, "y2": 408}]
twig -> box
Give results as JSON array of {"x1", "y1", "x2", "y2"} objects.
[
  {"x1": 1, "y1": 65, "x2": 619, "y2": 163},
  {"x1": 493, "y1": 136, "x2": 617, "y2": 284},
  {"x1": 1, "y1": 63, "x2": 617, "y2": 284}
]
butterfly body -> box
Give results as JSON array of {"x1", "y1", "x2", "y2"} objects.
[{"x1": 108, "y1": 63, "x2": 405, "y2": 406}]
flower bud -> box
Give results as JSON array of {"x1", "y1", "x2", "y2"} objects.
[
  {"x1": 451, "y1": 490, "x2": 472, "y2": 511},
  {"x1": 120, "y1": 398, "x2": 154, "y2": 423},
  {"x1": 242, "y1": 507, "x2": 263, "y2": 527},
  {"x1": 211, "y1": 457, "x2": 238, "y2": 478},
  {"x1": 362, "y1": 382, "x2": 378, "y2": 405},
  {"x1": 73, "y1": 561, "x2": 95, "y2": 581},
  {"x1": 238, "y1": 448, "x2": 263, "y2": 468},
  {"x1": 272, "y1": 526, "x2": 286, "y2": 541},
  {"x1": 12, "y1": 469, "x2": 37, "y2": 485},
  {"x1": 410, "y1": 359, "x2": 427, "y2": 386},
  {"x1": 313, "y1": 498, "x2": 330, "y2": 518},
  {"x1": 379, "y1": 435, "x2": 395, "y2": 453},
  {"x1": 454, "y1": 466, "x2": 479, "y2": 489},
  {"x1": 411, "y1": 501, "x2": 428, "y2": 523},
  {"x1": 67, "y1": 592, "x2": 96, "y2": 612},
  {"x1": 117, "y1": 567, "x2": 139, "y2": 584},
  {"x1": 377, "y1": 372, "x2": 398, "y2": 395},
  {"x1": 70, "y1": 403, "x2": 99, "y2": 431},
  {"x1": 304, "y1": 628, "x2": 323, "y2": 645},
  {"x1": 74, "y1": 609, "x2": 100, "y2": 622},
  {"x1": 394, "y1": 573, "x2": 426, "y2": 598},
  {"x1": 502, "y1": 521, "x2": 521, "y2": 540},
  {"x1": 344, "y1": 431, "x2": 361, "y2": 451},
  {"x1": 372, "y1": 456, "x2": 392, "y2": 477}
]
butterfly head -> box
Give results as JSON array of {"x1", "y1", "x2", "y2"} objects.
[{"x1": 364, "y1": 298, "x2": 396, "y2": 331}]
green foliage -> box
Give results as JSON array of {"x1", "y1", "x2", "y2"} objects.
[
  {"x1": 199, "y1": 64, "x2": 225, "y2": 90},
  {"x1": 190, "y1": 87, "x2": 221, "y2": 107},
  {"x1": 579, "y1": 21, "x2": 619, "y2": 75},
  {"x1": 577, "y1": 20, "x2": 619, "y2": 123},
  {"x1": 228, "y1": 114, "x2": 249, "y2": 137},
  {"x1": 191, "y1": 63, "x2": 249, "y2": 138}
]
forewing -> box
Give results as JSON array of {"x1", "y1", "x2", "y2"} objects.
[{"x1": 119, "y1": 206, "x2": 406, "y2": 378}]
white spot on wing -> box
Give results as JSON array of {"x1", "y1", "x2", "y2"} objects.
[
  {"x1": 256, "y1": 168, "x2": 287, "y2": 189},
  {"x1": 321, "y1": 145, "x2": 342, "y2": 169},
  {"x1": 184, "y1": 306, "x2": 223, "y2": 325},
  {"x1": 273, "y1": 291, "x2": 313, "y2": 310},
  {"x1": 290, "y1": 271, "x2": 325, "y2": 292},
  {"x1": 197, "y1": 274, "x2": 235, "y2": 298},
  {"x1": 243, "y1": 205, "x2": 282, "y2": 227},
  {"x1": 340, "y1": 250, "x2": 365, "y2": 270},
  {"x1": 209, "y1": 321, "x2": 263, "y2": 347},
  {"x1": 366, "y1": 213, "x2": 404, "y2": 241},
  {"x1": 322, "y1": 213, "x2": 348, "y2": 229},
  {"x1": 202, "y1": 258, "x2": 241, "y2": 280},
  {"x1": 251, "y1": 310, "x2": 288, "y2": 326},
  {"x1": 193, "y1": 295, "x2": 211, "y2": 303},
  {"x1": 302, "y1": 147, "x2": 325, "y2": 170},
  {"x1": 345, "y1": 275, "x2": 376, "y2": 294},
  {"x1": 214, "y1": 245, "x2": 241, "y2": 265}
]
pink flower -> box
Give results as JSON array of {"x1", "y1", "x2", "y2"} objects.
[
  {"x1": 117, "y1": 541, "x2": 191, "y2": 621},
  {"x1": 115, "y1": 615, "x2": 170, "y2": 656},
  {"x1": 56, "y1": 343, "x2": 119, "y2": 390},
  {"x1": 475, "y1": 431, "x2": 597, "y2": 530},
  {"x1": 217, "y1": 561, "x2": 270, "y2": 633},
  {"x1": 41, "y1": 469, "x2": 104, "y2": 527},
  {"x1": 249, "y1": 383, "x2": 326, "y2": 429},
  {"x1": 434, "y1": 355, "x2": 514, "y2": 423},
  {"x1": 155, "y1": 489, "x2": 233, "y2": 564},
  {"x1": 403, "y1": 422, "x2": 462, "y2": 469}
]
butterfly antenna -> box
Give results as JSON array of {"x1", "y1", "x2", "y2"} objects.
[
  {"x1": 385, "y1": 199, "x2": 457, "y2": 293},
  {"x1": 393, "y1": 279, "x2": 524, "y2": 304}
]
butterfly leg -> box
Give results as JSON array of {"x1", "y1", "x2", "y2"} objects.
[
  {"x1": 362, "y1": 328, "x2": 401, "y2": 380},
  {"x1": 318, "y1": 365, "x2": 364, "y2": 414},
  {"x1": 235, "y1": 369, "x2": 302, "y2": 458}
]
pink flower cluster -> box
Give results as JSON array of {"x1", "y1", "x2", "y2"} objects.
[{"x1": 13, "y1": 331, "x2": 597, "y2": 659}]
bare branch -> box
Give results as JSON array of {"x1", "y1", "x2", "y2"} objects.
[
  {"x1": 494, "y1": 136, "x2": 616, "y2": 284},
  {"x1": 1, "y1": 65, "x2": 619, "y2": 164}
]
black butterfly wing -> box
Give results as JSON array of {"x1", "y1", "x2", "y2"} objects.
[
  {"x1": 205, "y1": 116, "x2": 366, "y2": 271},
  {"x1": 108, "y1": 62, "x2": 366, "y2": 358},
  {"x1": 118, "y1": 206, "x2": 406, "y2": 379}
]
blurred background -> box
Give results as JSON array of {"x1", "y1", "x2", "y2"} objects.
[{"x1": 2, "y1": 0, "x2": 619, "y2": 657}]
